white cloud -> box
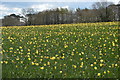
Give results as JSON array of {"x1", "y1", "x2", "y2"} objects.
[
  {"x1": 98, "y1": 0, "x2": 119, "y2": 4},
  {"x1": 0, "y1": 0, "x2": 119, "y2": 19},
  {"x1": 31, "y1": 4, "x2": 70, "y2": 12},
  {"x1": 0, "y1": 5, "x2": 9, "y2": 11},
  {"x1": 60, "y1": 6, "x2": 69, "y2": 9},
  {"x1": 113, "y1": 0, "x2": 119, "y2": 4},
  {"x1": 0, "y1": 4, "x2": 22, "y2": 19},
  {"x1": 31, "y1": 4, "x2": 56, "y2": 11},
  {"x1": 12, "y1": 8, "x2": 22, "y2": 15},
  {"x1": 0, "y1": 4, "x2": 70, "y2": 19},
  {"x1": 0, "y1": 0, "x2": 119, "y2": 4}
]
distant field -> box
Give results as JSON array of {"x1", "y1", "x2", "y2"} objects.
[{"x1": 1, "y1": 22, "x2": 119, "y2": 78}]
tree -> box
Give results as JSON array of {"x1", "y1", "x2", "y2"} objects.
[
  {"x1": 2, "y1": 14, "x2": 22, "y2": 26},
  {"x1": 92, "y1": 0, "x2": 113, "y2": 22},
  {"x1": 75, "y1": 8, "x2": 82, "y2": 23},
  {"x1": 22, "y1": 8, "x2": 36, "y2": 25},
  {"x1": 59, "y1": 8, "x2": 69, "y2": 24}
]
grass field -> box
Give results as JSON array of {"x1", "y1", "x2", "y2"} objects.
[{"x1": 1, "y1": 22, "x2": 119, "y2": 78}]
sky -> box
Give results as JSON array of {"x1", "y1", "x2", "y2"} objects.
[{"x1": 0, "y1": 0, "x2": 119, "y2": 19}]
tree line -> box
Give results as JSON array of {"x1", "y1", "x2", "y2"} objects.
[{"x1": 2, "y1": 1, "x2": 120, "y2": 26}]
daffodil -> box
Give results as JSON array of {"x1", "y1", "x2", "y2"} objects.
[
  {"x1": 32, "y1": 62, "x2": 35, "y2": 65},
  {"x1": 36, "y1": 50, "x2": 39, "y2": 54},
  {"x1": 112, "y1": 41, "x2": 115, "y2": 46},
  {"x1": 107, "y1": 70, "x2": 110, "y2": 73},
  {"x1": 94, "y1": 66, "x2": 97, "y2": 70},
  {"x1": 27, "y1": 52, "x2": 30, "y2": 55},
  {"x1": 21, "y1": 61, "x2": 23, "y2": 64},
  {"x1": 28, "y1": 58, "x2": 31, "y2": 60},
  {"x1": 81, "y1": 52, "x2": 84, "y2": 55},
  {"x1": 99, "y1": 64, "x2": 103, "y2": 67},
  {"x1": 47, "y1": 61, "x2": 50, "y2": 65},
  {"x1": 40, "y1": 67, "x2": 44, "y2": 70},
  {"x1": 35, "y1": 63, "x2": 39, "y2": 66},
  {"x1": 44, "y1": 64, "x2": 46, "y2": 66},
  {"x1": 16, "y1": 58, "x2": 19, "y2": 60},
  {"x1": 80, "y1": 58, "x2": 83, "y2": 60},
  {"x1": 19, "y1": 46, "x2": 22, "y2": 49},
  {"x1": 28, "y1": 49, "x2": 30, "y2": 51},
  {"x1": 72, "y1": 65, "x2": 77, "y2": 68},
  {"x1": 100, "y1": 59, "x2": 104, "y2": 62},
  {"x1": 60, "y1": 71, "x2": 62, "y2": 73},
  {"x1": 16, "y1": 65, "x2": 18, "y2": 68},
  {"x1": 0, "y1": 61, "x2": 3, "y2": 64},
  {"x1": 64, "y1": 45, "x2": 68, "y2": 48},
  {"x1": 115, "y1": 64, "x2": 118, "y2": 67},
  {"x1": 90, "y1": 64, "x2": 93, "y2": 67},
  {"x1": 97, "y1": 73, "x2": 101, "y2": 76},
  {"x1": 54, "y1": 66, "x2": 57, "y2": 69},
  {"x1": 50, "y1": 57, "x2": 56, "y2": 60},
  {"x1": 104, "y1": 71, "x2": 106, "y2": 74},
  {"x1": 94, "y1": 62, "x2": 96, "y2": 64}
]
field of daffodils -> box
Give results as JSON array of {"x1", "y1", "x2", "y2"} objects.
[{"x1": 1, "y1": 22, "x2": 119, "y2": 78}]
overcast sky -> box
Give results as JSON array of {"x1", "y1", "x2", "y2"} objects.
[{"x1": 0, "y1": 0, "x2": 119, "y2": 19}]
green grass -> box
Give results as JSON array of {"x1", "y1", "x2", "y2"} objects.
[{"x1": 1, "y1": 22, "x2": 119, "y2": 78}]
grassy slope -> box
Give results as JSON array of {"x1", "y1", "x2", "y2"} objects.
[{"x1": 1, "y1": 22, "x2": 119, "y2": 78}]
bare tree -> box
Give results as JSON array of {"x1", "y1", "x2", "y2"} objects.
[
  {"x1": 22, "y1": 8, "x2": 36, "y2": 25},
  {"x1": 92, "y1": 0, "x2": 113, "y2": 22}
]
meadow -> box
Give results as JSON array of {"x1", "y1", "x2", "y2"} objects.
[{"x1": 1, "y1": 22, "x2": 119, "y2": 78}]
